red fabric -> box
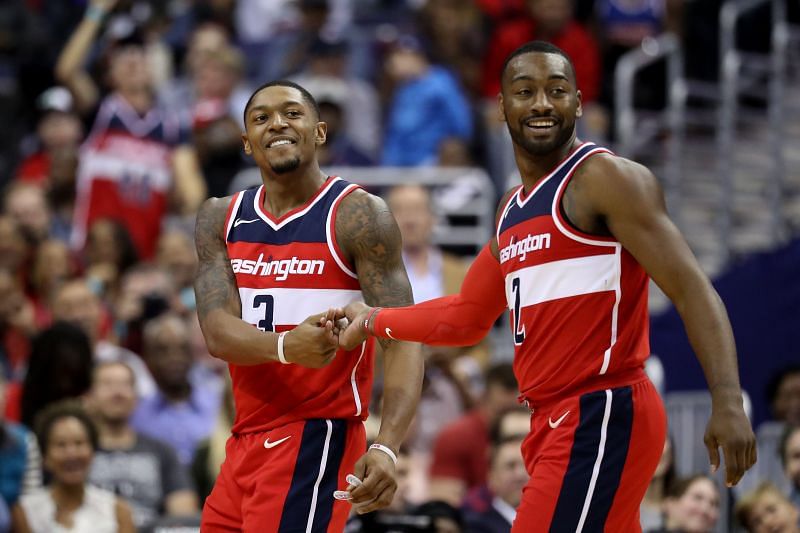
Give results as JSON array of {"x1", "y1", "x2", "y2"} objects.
[
  {"x1": 475, "y1": 0, "x2": 526, "y2": 20},
  {"x1": 512, "y1": 378, "x2": 665, "y2": 532},
  {"x1": 15, "y1": 153, "x2": 50, "y2": 185},
  {"x1": 202, "y1": 419, "x2": 365, "y2": 531},
  {"x1": 429, "y1": 409, "x2": 489, "y2": 488},
  {"x1": 480, "y1": 18, "x2": 601, "y2": 102},
  {"x1": 373, "y1": 245, "x2": 506, "y2": 346}
]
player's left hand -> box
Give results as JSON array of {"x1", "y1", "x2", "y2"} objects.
[
  {"x1": 703, "y1": 397, "x2": 757, "y2": 487},
  {"x1": 346, "y1": 447, "x2": 397, "y2": 514}
]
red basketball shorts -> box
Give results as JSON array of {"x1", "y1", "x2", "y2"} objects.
[
  {"x1": 513, "y1": 377, "x2": 666, "y2": 533},
  {"x1": 201, "y1": 418, "x2": 366, "y2": 532}
]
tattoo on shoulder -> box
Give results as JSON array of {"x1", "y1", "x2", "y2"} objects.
[
  {"x1": 335, "y1": 189, "x2": 414, "y2": 313},
  {"x1": 194, "y1": 197, "x2": 241, "y2": 320}
]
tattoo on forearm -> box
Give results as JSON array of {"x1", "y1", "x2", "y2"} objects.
[
  {"x1": 336, "y1": 191, "x2": 414, "y2": 351},
  {"x1": 194, "y1": 198, "x2": 241, "y2": 320}
]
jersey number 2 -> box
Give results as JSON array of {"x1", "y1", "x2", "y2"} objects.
[
  {"x1": 512, "y1": 277, "x2": 525, "y2": 345},
  {"x1": 253, "y1": 294, "x2": 275, "y2": 332}
]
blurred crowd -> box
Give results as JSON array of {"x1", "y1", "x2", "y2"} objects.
[{"x1": 0, "y1": 0, "x2": 797, "y2": 532}]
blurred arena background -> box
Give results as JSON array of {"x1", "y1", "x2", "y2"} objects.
[{"x1": 0, "y1": 0, "x2": 798, "y2": 531}]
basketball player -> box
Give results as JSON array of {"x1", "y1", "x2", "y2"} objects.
[
  {"x1": 331, "y1": 42, "x2": 756, "y2": 532},
  {"x1": 194, "y1": 81, "x2": 423, "y2": 531}
]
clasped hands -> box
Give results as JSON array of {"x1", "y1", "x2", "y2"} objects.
[{"x1": 279, "y1": 302, "x2": 373, "y2": 367}]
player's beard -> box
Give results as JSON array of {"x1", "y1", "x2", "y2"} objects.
[
  {"x1": 507, "y1": 119, "x2": 575, "y2": 156},
  {"x1": 269, "y1": 155, "x2": 301, "y2": 174}
]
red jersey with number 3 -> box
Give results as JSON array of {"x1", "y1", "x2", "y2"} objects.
[
  {"x1": 496, "y1": 143, "x2": 650, "y2": 405},
  {"x1": 223, "y1": 177, "x2": 375, "y2": 434}
]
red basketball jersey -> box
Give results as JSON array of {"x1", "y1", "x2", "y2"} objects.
[
  {"x1": 224, "y1": 177, "x2": 375, "y2": 434},
  {"x1": 496, "y1": 143, "x2": 651, "y2": 405}
]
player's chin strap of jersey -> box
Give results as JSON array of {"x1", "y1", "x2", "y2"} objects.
[{"x1": 370, "y1": 245, "x2": 506, "y2": 346}]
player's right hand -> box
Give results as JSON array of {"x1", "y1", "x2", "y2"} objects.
[{"x1": 281, "y1": 313, "x2": 340, "y2": 368}]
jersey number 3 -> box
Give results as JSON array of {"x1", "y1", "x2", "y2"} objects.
[
  {"x1": 512, "y1": 277, "x2": 525, "y2": 345},
  {"x1": 253, "y1": 294, "x2": 275, "y2": 332}
]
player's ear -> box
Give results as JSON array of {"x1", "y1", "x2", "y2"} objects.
[
  {"x1": 498, "y1": 92, "x2": 507, "y2": 122},
  {"x1": 315, "y1": 121, "x2": 327, "y2": 145},
  {"x1": 575, "y1": 89, "x2": 583, "y2": 118},
  {"x1": 241, "y1": 134, "x2": 252, "y2": 155}
]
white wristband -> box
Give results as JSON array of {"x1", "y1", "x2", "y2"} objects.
[
  {"x1": 369, "y1": 443, "x2": 398, "y2": 464},
  {"x1": 277, "y1": 332, "x2": 290, "y2": 364}
]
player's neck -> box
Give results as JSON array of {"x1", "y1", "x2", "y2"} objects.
[
  {"x1": 516, "y1": 137, "x2": 580, "y2": 193},
  {"x1": 260, "y1": 166, "x2": 328, "y2": 219}
]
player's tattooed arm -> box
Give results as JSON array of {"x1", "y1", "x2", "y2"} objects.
[
  {"x1": 336, "y1": 190, "x2": 424, "y2": 513},
  {"x1": 194, "y1": 196, "x2": 241, "y2": 324}
]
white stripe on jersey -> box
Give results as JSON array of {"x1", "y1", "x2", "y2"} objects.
[
  {"x1": 504, "y1": 253, "x2": 620, "y2": 310},
  {"x1": 239, "y1": 287, "x2": 362, "y2": 327},
  {"x1": 79, "y1": 150, "x2": 172, "y2": 191}
]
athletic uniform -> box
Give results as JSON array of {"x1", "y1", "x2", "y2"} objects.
[
  {"x1": 372, "y1": 143, "x2": 666, "y2": 532},
  {"x1": 201, "y1": 177, "x2": 376, "y2": 532},
  {"x1": 71, "y1": 94, "x2": 185, "y2": 258}
]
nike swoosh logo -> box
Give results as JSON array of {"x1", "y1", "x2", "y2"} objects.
[
  {"x1": 264, "y1": 435, "x2": 291, "y2": 449},
  {"x1": 234, "y1": 218, "x2": 260, "y2": 227},
  {"x1": 385, "y1": 328, "x2": 396, "y2": 340},
  {"x1": 548, "y1": 411, "x2": 570, "y2": 429}
]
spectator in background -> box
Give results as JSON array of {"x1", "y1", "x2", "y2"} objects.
[
  {"x1": 640, "y1": 437, "x2": 677, "y2": 531},
  {"x1": 190, "y1": 45, "x2": 250, "y2": 198},
  {"x1": 463, "y1": 435, "x2": 528, "y2": 533},
  {"x1": 428, "y1": 363, "x2": 519, "y2": 506},
  {"x1": 131, "y1": 314, "x2": 220, "y2": 466},
  {"x1": 190, "y1": 374, "x2": 234, "y2": 503},
  {"x1": 293, "y1": 37, "x2": 382, "y2": 158},
  {"x1": 112, "y1": 263, "x2": 178, "y2": 355},
  {"x1": 0, "y1": 268, "x2": 34, "y2": 384},
  {"x1": 381, "y1": 35, "x2": 473, "y2": 166},
  {"x1": 83, "y1": 218, "x2": 139, "y2": 298},
  {"x1": 386, "y1": 184, "x2": 470, "y2": 304},
  {"x1": 480, "y1": 0, "x2": 600, "y2": 104},
  {"x1": 19, "y1": 322, "x2": 94, "y2": 429},
  {"x1": 55, "y1": 0, "x2": 206, "y2": 259},
  {"x1": 0, "y1": 217, "x2": 30, "y2": 281},
  {"x1": 734, "y1": 482, "x2": 800, "y2": 533},
  {"x1": 12, "y1": 401, "x2": 135, "y2": 533},
  {"x1": 0, "y1": 373, "x2": 41, "y2": 518},
  {"x1": 770, "y1": 366, "x2": 800, "y2": 427},
  {"x1": 781, "y1": 425, "x2": 800, "y2": 507},
  {"x1": 86, "y1": 361, "x2": 198, "y2": 529},
  {"x1": 156, "y1": 230, "x2": 198, "y2": 315},
  {"x1": 315, "y1": 93, "x2": 375, "y2": 167},
  {"x1": 649, "y1": 474, "x2": 720, "y2": 533},
  {"x1": 51, "y1": 278, "x2": 156, "y2": 399},
  {"x1": 3, "y1": 184, "x2": 54, "y2": 246},
  {"x1": 416, "y1": 0, "x2": 486, "y2": 98},
  {"x1": 15, "y1": 87, "x2": 84, "y2": 187},
  {"x1": 29, "y1": 239, "x2": 75, "y2": 329}
]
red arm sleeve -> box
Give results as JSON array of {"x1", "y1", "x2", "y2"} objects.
[{"x1": 372, "y1": 244, "x2": 507, "y2": 346}]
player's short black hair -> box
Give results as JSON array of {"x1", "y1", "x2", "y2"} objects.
[
  {"x1": 243, "y1": 80, "x2": 320, "y2": 126},
  {"x1": 500, "y1": 40, "x2": 577, "y2": 88}
]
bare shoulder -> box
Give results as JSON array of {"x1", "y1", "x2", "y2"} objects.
[
  {"x1": 335, "y1": 187, "x2": 401, "y2": 261},
  {"x1": 573, "y1": 152, "x2": 663, "y2": 210}
]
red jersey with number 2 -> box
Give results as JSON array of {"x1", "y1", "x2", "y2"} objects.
[{"x1": 496, "y1": 143, "x2": 651, "y2": 406}]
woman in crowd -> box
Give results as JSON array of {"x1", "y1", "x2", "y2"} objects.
[
  {"x1": 648, "y1": 474, "x2": 720, "y2": 533},
  {"x1": 735, "y1": 481, "x2": 800, "y2": 533},
  {"x1": 11, "y1": 401, "x2": 134, "y2": 533}
]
